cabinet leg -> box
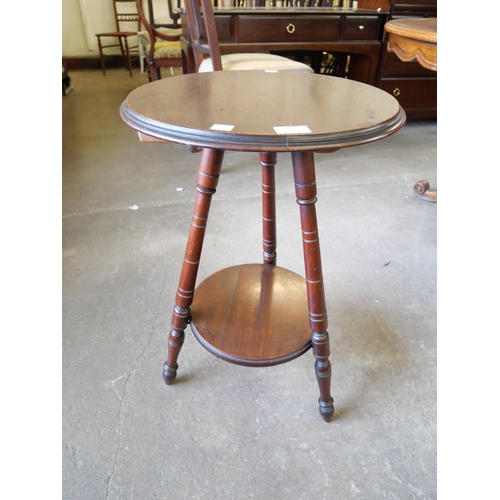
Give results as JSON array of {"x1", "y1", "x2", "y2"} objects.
[
  {"x1": 260, "y1": 152, "x2": 277, "y2": 266},
  {"x1": 163, "y1": 148, "x2": 224, "y2": 384},
  {"x1": 292, "y1": 151, "x2": 334, "y2": 422}
]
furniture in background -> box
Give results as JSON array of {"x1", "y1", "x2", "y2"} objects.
[
  {"x1": 385, "y1": 17, "x2": 437, "y2": 202},
  {"x1": 96, "y1": 0, "x2": 141, "y2": 77},
  {"x1": 180, "y1": 1, "x2": 387, "y2": 84},
  {"x1": 134, "y1": 0, "x2": 184, "y2": 80},
  {"x1": 376, "y1": 0, "x2": 437, "y2": 119},
  {"x1": 62, "y1": 61, "x2": 73, "y2": 96},
  {"x1": 120, "y1": 70, "x2": 405, "y2": 422},
  {"x1": 184, "y1": 0, "x2": 314, "y2": 73}
]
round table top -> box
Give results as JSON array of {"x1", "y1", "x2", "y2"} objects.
[
  {"x1": 120, "y1": 71, "x2": 406, "y2": 152},
  {"x1": 384, "y1": 18, "x2": 437, "y2": 72},
  {"x1": 384, "y1": 18, "x2": 437, "y2": 44}
]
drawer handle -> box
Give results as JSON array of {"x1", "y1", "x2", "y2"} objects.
[
  {"x1": 393, "y1": 88, "x2": 401, "y2": 97},
  {"x1": 359, "y1": 25, "x2": 365, "y2": 30},
  {"x1": 286, "y1": 23, "x2": 296, "y2": 34}
]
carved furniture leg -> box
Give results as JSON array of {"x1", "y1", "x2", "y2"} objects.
[
  {"x1": 413, "y1": 180, "x2": 437, "y2": 202},
  {"x1": 260, "y1": 152, "x2": 277, "y2": 266},
  {"x1": 292, "y1": 151, "x2": 334, "y2": 422},
  {"x1": 163, "y1": 148, "x2": 224, "y2": 384}
]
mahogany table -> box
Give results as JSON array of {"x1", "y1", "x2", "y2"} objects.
[
  {"x1": 120, "y1": 70, "x2": 406, "y2": 422},
  {"x1": 385, "y1": 18, "x2": 437, "y2": 202}
]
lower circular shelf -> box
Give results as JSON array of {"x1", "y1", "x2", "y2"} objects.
[{"x1": 190, "y1": 264, "x2": 312, "y2": 367}]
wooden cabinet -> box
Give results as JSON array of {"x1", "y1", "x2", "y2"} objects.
[{"x1": 376, "y1": 0, "x2": 437, "y2": 119}]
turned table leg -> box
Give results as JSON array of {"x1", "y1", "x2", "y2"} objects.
[
  {"x1": 260, "y1": 152, "x2": 277, "y2": 266},
  {"x1": 291, "y1": 151, "x2": 335, "y2": 422},
  {"x1": 163, "y1": 148, "x2": 224, "y2": 384}
]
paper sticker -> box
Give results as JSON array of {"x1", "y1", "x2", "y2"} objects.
[
  {"x1": 265, "y1": 70, "x2": 278, "y2": 73},
  {"x1": 210, "y1": 124, "x2": 235, "y2": 131},
  {"x1": 273, "y1": 125, "x2": 312, "y2": 134}
]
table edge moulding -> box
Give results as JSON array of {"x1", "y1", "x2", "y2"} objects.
[{"x1": 119, "y1": 70, "x2": 406, "y2": 422}]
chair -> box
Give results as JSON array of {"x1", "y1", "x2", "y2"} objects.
[
  {"x1": 135, "y1": 0, "x2": 184, "y2": 81},
  {"x1": 96, "y1": 0, "x2": 141, "y2": 78},
  {"x1": 184, "y1": 0, "x2": 314, "y2": 73}
]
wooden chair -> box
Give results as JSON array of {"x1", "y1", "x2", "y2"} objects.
[
  {"x1": 96, "y1": 0, "x2": 141, "y2": 78},
  {"x1": 135, "y1": 0, "x2": 184, "y2": 81},
  {"x1": 184, "y1": 0, "x2": 314, "y2": 73}
]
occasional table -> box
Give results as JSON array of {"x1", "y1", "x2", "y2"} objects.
[
  {"x1": 385, "y1": 18, "x2": 437, "y2": 202},
  {"x1": 120, "y1": 70, "x2": 406, "y2": 421}
]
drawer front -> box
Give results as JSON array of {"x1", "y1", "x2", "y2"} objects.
[
  {"x1": 236, "y1": 15, "x2": 342, "y2": 43},
  {"x1": 381, "y1": 52, "x2": 436, "y2": 78},
  {"x1": 215, "y1": 15, "x2": 232, "y2": 41},
  {"x1": 343, "y1": 16, "x2": 381, "y2": 40},
  {"x1": 379, "y1": 77, "x2": 437, "y2": 109}
]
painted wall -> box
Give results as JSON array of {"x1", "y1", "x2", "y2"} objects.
[{"x1": 62, "y1": 0, "x2": 180, "y2": 57}]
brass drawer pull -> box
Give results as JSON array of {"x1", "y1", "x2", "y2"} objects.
[
  {"x1": 359, "y1": 25, "x2": 365, "y2": 30},
  {"x1": 393, "y1": 88, "x2": 401, "y2": 97},
  {"x1": 286, "y1": 23, "x2": 296, "y2": 34}
]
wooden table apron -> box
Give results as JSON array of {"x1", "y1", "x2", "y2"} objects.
[{"x1": 120, "y1": 71, "x2": 406, "y2": 421}]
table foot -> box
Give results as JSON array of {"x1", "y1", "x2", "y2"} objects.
[
  {"x1": 319, "y1": 397, "x2": 335, "y2": 422},
  {"x1": 313, "y1": 332, "x2": 335, "y2": 422},
  {"x1": 163, "y1": 362, "x2": 178, "y2": 385},
  {"x1": 413, "y1": 180, "x2": 437, "y2": 202}
]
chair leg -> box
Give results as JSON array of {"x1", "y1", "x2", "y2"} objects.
[
  {"x1": 147, "y1": 62, "x2": 157, "y2": 82},
  {"x1": 123, "y1": 36, "x2": 133, "y2": 78},
  {"x1": 96, "y1": 36, "x2": 106, "y2": 76}
]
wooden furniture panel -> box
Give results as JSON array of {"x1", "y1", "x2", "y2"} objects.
[
  {"x1": 344, "y1": 15, "x2": 381, "y2": 40},
  {"x1": 381, "y1": 51, "x2": 434, "y2": 77},
  {"x1": 375, "y1": 0, "x2": 437, "y2": 119},
  {"x1": 215, "y1": 15, "x2": 232, "y2": 40},
  {"x1": 181, "y1": 8, "x2": 386, "y2": 84},
  {"x1": 237, "y1": 15, "x2": 342, "y2": 43},
  {"x1": 379, "y1": 76, "x2": 436, "y2": 110}
]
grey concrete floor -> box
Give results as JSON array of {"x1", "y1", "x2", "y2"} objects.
[{"x1": 62, "y1": 68, "x2": 437, "y2": 499}]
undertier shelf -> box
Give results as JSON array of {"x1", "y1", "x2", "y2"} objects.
[{"x1": 190, "y1": 264, "x2": 313, "y2": 367}]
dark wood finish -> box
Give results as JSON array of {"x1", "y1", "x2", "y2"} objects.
[
  {"x1": 120, "y1": 71, "x2": 405, "y2": 152},
  {"x1": 134, "y1": 0, "x2": 183, "y2": 81},
  {"x1": 163, "y1": 148, "x2": 224, "y2": 384},
  {"x1": 180, "y1": 6, "x2": 386, "y2": 83},
  {"x1": 120, "y1": 71, "x2": 406, "y2": 421},
  {"x1": 184, "y1": 0, "x2": 314, "y2": 72},
  {"x1": 260, "y1": 152, "x2": 277, "y2": 266},
  {"x1": 292, "y1": 150, "x2": 334, "y2": 422},
  {"x1": 375, "y1": 0, "x2": 437, "y2": 118},
  {"x1": 96, "y1": 0, "x2": 141, "y2": 77},
  {"x1": 190, "y1": 264, "x2": 311, "y2": 365},
  {"x1": 379, "y1": 74, "x2": 436, "y2": 109}
]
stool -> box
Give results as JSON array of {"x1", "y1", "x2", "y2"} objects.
[{"x1": 120, "y1": 71, "x2": 406, "y2": 422}]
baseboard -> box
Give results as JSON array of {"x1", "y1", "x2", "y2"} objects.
[{"x1": 63, "y1": 56, "x2": 141, "y2": 71}]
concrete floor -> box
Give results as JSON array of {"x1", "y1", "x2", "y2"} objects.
[{"x1": 62, "y1": 68, "x2": 437, "y2": 499}]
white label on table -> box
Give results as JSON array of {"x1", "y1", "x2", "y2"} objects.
[
  {"x1": 273, "y1": 125, "x2": 312, "y2": 134},
  {"x1": 210, "y1": 124, "x2": 235, "y2": 131},
  {"x1": 265, "y1": 70, "x2": 278, "y2": 73}
]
